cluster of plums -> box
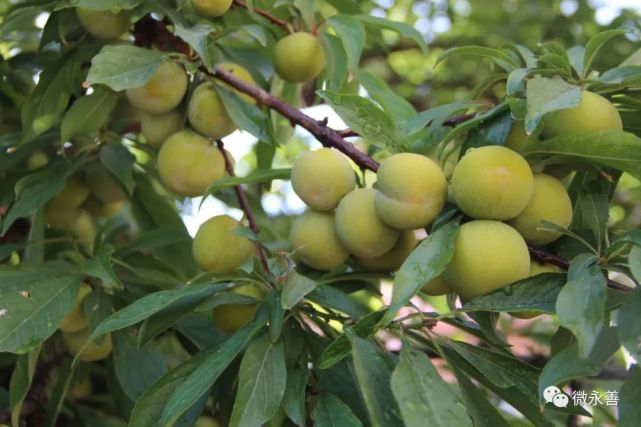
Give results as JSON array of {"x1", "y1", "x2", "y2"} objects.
[{"x1": 288, "y1": 89, "x2": 622, "y2": 318}]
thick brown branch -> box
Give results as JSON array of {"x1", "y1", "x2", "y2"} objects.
[
  {"x1": 528, "y1": 245, "x2": 631, "y2": 291},
  {"x1": 212, "y1": 66, "x2": 380, "y2": 171},
  {"x1": 216, "y1": 141, "x2": 270, "y2": 273},
  {"x1": 232, "y1": 0, "x2": 292, "y2": 32}
]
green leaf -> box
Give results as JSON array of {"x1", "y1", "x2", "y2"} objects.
[
  {"x1": 174, "y1": 24, "x2": 213, "y2": 70},
  {"x1": 83, "y1": 289, "x2": 114, "y2": 334},
  {"x1": 113, "y1": 329, "x2": 166, "y2": 401},
  {"x1": 318, "y1": 310, "x2": 385, "y2": 369},
  {"x1": 630, "y1": 245, "x2": 641, "y2": 283},
  {"x1": 0, "y1": 265, "x2": 82, "y2": 353},
  {"x1": 447, "y1": 340, "x2": 540, "y2": 404},
  {"x1": 55, "y1": 0, "x2": 141, "y2": 10},
  {"x1": 307, "y1": 285, "x2": 369, "y2": 319},
  {"x1": 87, "y1": 45, "x2": 163, "y2": 91},
  {"x1": 282, "y1": 368, "x2": 309, "y2": 426},
  {"x1": 619, "y1": 365, "x2": 641, "y2": 427},
  {"x1": 356, "y1": 70, "x2": 415, "y2": 121},
  {"x1": 539, "y1": 327, "x2": 618, "y2": 400},
  {"x1": 1, "y1": 156, "x2": 79, "y2": 234},
  {"x1": 43, "y1": 359, "x2": 74, "y2": 427},
  {"x1": 618, "y1": 287, "x2": 641, "y2": 358},
  {"x1": 583, "y1": 29, "x2": 627, "y2": 77},
  {"x1": 203, "y1": 168, "x2": 290, "y2": 198},
  {"x1": 451, "y1": 368, "x2": 511, "y2": 427},
  {"x1": 349, "y1": 335, "x2": 402, "y2": 427},
  {"x1": 383, "y1": 220, "x2": 459, "y2": 325},
  {"x1": 9, "y1": 345, "x2": 41, "y2": 427},
  {"x1": 556, "y1": 254, "x2": 607, "y2": 358},
  {"x1": 100, "y1": 143, "x2": 136, "y2": 194},
  {"x1": 391, "y1": 347, "x2": 471, "y2": 427},
  {"x1": 524, "y1": 76, "x2": 581, "y2": 134},
  {"x1": 83, "y1": 244, "x2": 124, "y2": 291},
  {"x1": 437, "y1": 46, "x2": 518, "y2": 72},
  {"x1": 281, "y1": 270, "x2": 318, "y2": 310},
  {"x1": 216, "y1": 83, "x2": 274, "y2": 143},
  {"x1": 319, "y1": 33, "x2": 349, "y2": 91},
  {"x1": 312, "y1": 393, "x2": 364, "y2": 427},
  {"x1": 402, "y1": 101, "x2": 480, "y2": 137},
  {"x1": 460, "y1": 110, "x2": 513, "y2": 153},
  {"x1": 354, "y1": 15, "x2": 426, "y2": 53},
  {"x1": 60, "y1": 86, "x2": 118, "y2": 142},
  {"x1": 91, "y1": 284, "x2": 224, "y2": 338},
  {"x1": 523, "y1": 131, "x2": 641, "y2": 181},
  {"x1": 229, "y1": 334, "x2": 287, "y2": 427},
  {"x1": 318, "y1": 90, "x2": 406, "y2": 150},
  {"x1": 462, "y1": 273, "x2": 566, "y2": 314},
  {"x1": 158, "y1": 314, "x2": 266, "y2": 426},
  {"x1": 327, "y1": 15, "x2": 365, "y2": 73}
]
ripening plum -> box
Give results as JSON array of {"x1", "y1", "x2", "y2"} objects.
[
  {"x1": 76, "y1": 8, "x2": 130, "y2": 41},
  {"x1": 70, "y1": 210, "x2": 97, "y2": 247},
  {"x1": 193, "y1": 215, "x2": 255, "y2": 273},
  {"x1": 192, "y1": 0, "x2": 233, "y2": 17},
  {"x1": 335, "y1": 189, "x2": 399, "y2": 259},
  {"x1": 510, "y1": 260, "x2": 563, "y2": 319},
  {"x1": 509, "y1": 174, "x2": 572, "y2": 246},
  {"x1": 444, "y1": 220, "x2": 530, "y2": 299},
  {"x1": 504, "y1": 121, "x2": 540, "y2": 153},
  {"x1": 213, "y1": 284, "x2": 264, "y2": 333},
  {"x1": 50, "y1": 177, "x2": 90, "y2": 210},
  {"x1": 451, "y1": 146, "x2": 533, "y2": 220},
  {"x1": 273, "y1": 32, "x2": 325, "y2": 83},
  {"x1": 157, "y1": 131, "x2": 226, "y2": 197},
  {"x1": 59, "y1": 283, "x2": 92, "y2": 332},
  {"x1": 291, "y1": 148, "x2": 356, "y2": 211},
  {"x1": 195, "y1": 417, "x2": 221, "y2": 427},
  {"x1": 86, "y1": 163, "x2": 127, "y2": 204},
  {"x1": 46, "y1": 207, "x2": 82, "y2": 229},
  {"x1": 421, "y1": 273, "x2": 450, "y2": 296},
  {"x1": 126, "y1": 61, "x2": 188, "y2": 115},
  {"x1": 357, "y1": 230, "x2": 418, "y2": 273},
  {"x1": 375, "y1": 153, "x2": 447, "y2": 230},
  {"x1": 289, "y1": 210, "x2": 349, "y2": 271},
  {"x1": 63, "y1": 329, "x2": 113, "y2": 362},
  {"x1": 187, "y1": 82, "x2": 235, "y2": 140},
  {"x1": 140, "y1": 110, "x2": 184, "y2": 147},
  {"x1": 26, "y1": 151, "x2": 48, "y2": 170},
  {"x1": 84, "y1": 198, "x2": 124, "y2": 218},
  {"x1": 217, "y1": 62, "x2": 256, "y2": 104},
  {"x1": 542, "y1": 91, "x2": 622, "y2": 139}
]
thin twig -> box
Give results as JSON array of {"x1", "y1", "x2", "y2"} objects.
[
  {"x1": 215, "y1": 140, "x2": 270, "y2": 273},
  {"x1": 231, "y1": 0, "x2": 292, "y2": 32}
]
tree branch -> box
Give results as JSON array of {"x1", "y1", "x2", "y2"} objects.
[
  {"x1": 231, "y1": 0, "x2": 292, "y2": 33},
  {"x1": 528, "y1": 245, "x2": 631, "y2": 291},
  {"x1": 216, "y1": 140, "x2": 270, "y2": 273}
]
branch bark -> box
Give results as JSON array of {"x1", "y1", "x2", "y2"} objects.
[{"x1": 231, "y1": 0, "x2": 292, "y2": 32}]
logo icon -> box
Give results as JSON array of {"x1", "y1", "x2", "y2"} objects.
[{"x1": 543, "y1": 385, "x2": 568, "y2": 407}]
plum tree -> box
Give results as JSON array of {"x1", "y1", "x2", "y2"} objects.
[
  {"x1": 76, "y1": 8, "x2": 130, "y2": 40},
  {"x1": 59, "y1": 284, "x2": 92, "y2": 332},
  {"x1": 289, "y1": 210, "x2": 349, "y2": 270},
  {"x1": 509, "y1": 173, "x2": 573, "y2": 245},
  {"x1": 213, "y1": 284, "x2": 264, "y2": 333},
  {"x1": 291, "y1": 148, "x2": 356, "y2": 211},
  {"x1": 504, "y1": 121, "x2": 540, "y2": 153},
  {"x1": 157, "y1": 131, "x2": 226, "y2": 197},
  {"x1": 375, "y1": 153, "x2": 447, "y2": 229},
  {"x1": 273, "y1": 32, "x2": 325, "y2": 83},
  {"x1": 192, "y1": 0, "x2": 233, "y2": 17},
  {"x1": 126, "y1": 61, "x2": 188, "y2": 115},
  {"x1": 335, "y1": 189, "x2": 399, "y2": 258},
  {"x1": 421, "y1": 274, "x2": 450, "y2": 296},
  {"x1": 445, "y1": 220, "x2": 530, "y2": 299},
  {"x1": 86, "y1": 164, "x2": 127, "y2": 204},
  {"x1": 542, "y1": 90, "x2": 622, "y2": 138},
  {"x1": 192, "y1": 215, "x2": 255, "y2": 273},
  {"x1": 357, "y1": 230, "x2": 417, "y2": 273},
  {"x1": 63, "y1": 329, "x2": 113, "y2": 362},
  {"x1": 451, "y1": 146, "x2": 534, "y2": 220},
  {"x1": 140, "y1": 110, "x2": 184, "y2": 146}
]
